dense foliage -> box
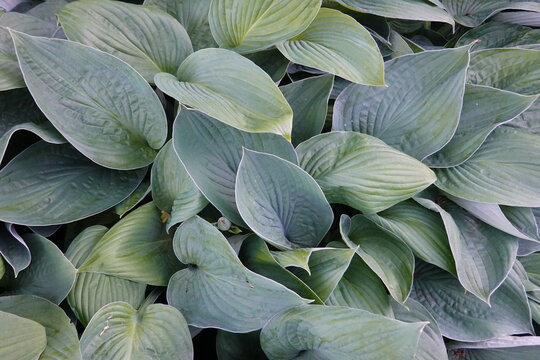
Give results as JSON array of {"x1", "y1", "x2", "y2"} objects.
[{"x1": 1, "y1": 0, "x2": 540, "y2": 359}]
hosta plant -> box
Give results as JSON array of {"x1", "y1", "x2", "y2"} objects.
[{"x1": 1, "y1": 0, "x2": 540, "y2": 359}]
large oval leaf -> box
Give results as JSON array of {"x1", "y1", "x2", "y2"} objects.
[
  {"x1": 155, "y1": 48, "x2": 293, "y2": 139},
  {"x1": 333, "y1": 47, "x2": 470, "y2": 160},
  {"x1": 79, "y1": 202, "x2": 182, "y2": 286},
  {"x1": 80, "y1": 301, "x2": 193, "y2": 360},
  {"x1": 151, "y1": 140, "x2": 208, "y2": 230},
  {"x1": 173, "y1": 109, "x2": 297, "y2": 227},
  {"x1": 0, "y1": 295, "x2": 81, "y2": 360},
  {"x1": 277, "y1": 8, "x2": 384, "y2": 86},
  {"x1": 0, "y1": 142, "x2": 145, "y2": 226},
  {"x1": 0, "y1": 311, "x2": 46, "y2": 360},
  {"x1": 297, "y1": 132, "x2": 436, "y2": 214},
  {"x1": 435, "y1": 127, "x2": 540, "y2": 206},
  {"x1": 209, "y1": 0, "x2": 321, "y2": 53},
  {"x1": 260, "y1": 305, "x2": 426, "y2": 360},
  {"x1": 167, "y1": 216, "x2": 307, "y2": 332},
  {"x1": 58, "y1": 0, "x2": 193, "y2": 82},
  {"x1": 11, "y1": 31, "x2": 167, "y2": 170},
  {"x1": 441, "y1": 0, "x2": 540, "y2": 27},
  {"x1": 456, "y1": 21, "x2": 540, "y2": 51},
  {"x1": 236, "y1": 149, "x2": 333, "y2": 249}
]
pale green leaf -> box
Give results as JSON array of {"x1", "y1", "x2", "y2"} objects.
[
  {"x1": 260, "y1": 305, "x2": 426, "y2": 360},
  {"x1": 0, "y1": 142, "x2": 145, "y2": 226},
  {"x1": 155, "y1": 48, "x2": 293, "y2": 139},
  {"x1": 493, "y1": 9, "x2": 540, "y2": 26},
  {"x1": 236, "y1": 149, "x2": 333, "y2": 249},
  {"x1": 173, "y1": 109, "x2": 297, "y2": 227},
  {"x1": 270, "y1": 249, "x2": 312, "y2": 274},
  {"x1": 0, "y1": 311, "x2": 46, "y2": 360},
  {"x1": 448, "y1": 336, "x2": 540, "y2": 360},
  {"x1": 209, "y1": 0, "x2": 321, "y2": 53},
  {"x1": 167, "y1": 217, "x2": 307, "y2": 332},
  {"x1": 441, "y1": 0, "x2": 540, "y2": 27},
  {"x1": 277, "y1": 8, "x2": 384, "y2": 86},
  {"x1": 333, "y1": 47, "x2": 470, "y2": 160},
  {"x1": 58, "y1": 0, "x2": 193, "y2": 82},
  {"x1": 11, "y1": 31, "x2": 167, "y2": 170},
  {"x1": 79, "y1": 202, "x2": 182, "y2": 286},
  {"x1": 297, "y1": 132, "x2": 436, "y2": 214},
  {"x1": 114, "y1": 179, "x2": 151, "y2": 217},
  {"x1": 456, "y1": 21, "x2": 540, "y2": 51},
  {"x1": 151, "y1": 141, "x2": 208, "y2": 230},
  {"x1": 521, "y1": 253, "x2": 540, "y2": 288}
]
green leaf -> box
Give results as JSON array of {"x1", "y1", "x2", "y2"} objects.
[
  {"x1": 0, "y1": 223, "x2": 30, "y2": 276},
  {"x1": 167, "y1": 217, "x2": 307, "y2": 332},
  {"x1": 425, "y1": 85, "x2": 538, "y2": 167},
  {"x1": 456, "y1": 22, "x2": 540, "y2": 51},
  {"x1": 144, "y1": 0, "x2": 216, "y2": 51},
  {"x1": 521, "y1": 253, "x2": 540, "y2": 288},
  {"x1": 326, "y1": 253, "x2": 394, "y2": 317},
  {"x1": 0, "y1": 311, "x2": 46, "y2": 360},
  {"x1": 0, "y1": 295, "x2": 81, "y2": 360},
  {"x1": 364, "y1": 199, "x2": 456, "y2": 275},
  {"x1": 0, "y1": 258, "x2": 4, "y2": 280},
  {"x1": 0, "y1": 233, "x2": 76, "y2": 304},
  {"x1": 173, "y1": 109, "x2": 297, "y2": 227},
  {"x1": 333, "y1": 47, "x2": 470, "y2": 160},
  {"x1": 0, "y1": 89, "x2": 64, "y2": 164},
  {"x1": 493, "y1": 9, "x2": 540, "y2": 26},
  {"x1": 244, "y1": 48, "x2": 290, "y2": 82},
  {"x1": 260, "y1": 305, "x2": 426, "y2": 360},
  {"x1": 208, "y1": 0, "x2": 321, "y2": 53},
  {"x1": 151, "y1": 141, "x2": 208, "y2": 230},
  {"x1": 270, "y1": 249, "x2": 312, "y2": 274},
  {"x1": 216, "y1": 331, "x2": 266, "y2": 360},
  {"x1": 79, "y1": 202, "x2": 182, "y2": 286},
  {"x1": 58, "y1": 0, "x2": 193, "y2": 83},
  {"x1": 280, "y1": 74, "x2": 334, "y2": 146},
  {"x1": 413, "y1": 263, "x2": 533, "y2": 342},
  {"x1": 297, "y1": 132, "x2": 436, "y2": 214},
  {"x1": 440, "y1": 0, "x2": 540, "y2": 27},
  {"x1": 277, "y1": 8, "x2": 384, "y2": 86},
  {"x1": 435, "y1": 127, "x2": 540, "y2": 206},
  {"x1": 11, "y1": 31, "x2": 167, "y2": 170},
  {"x1": 114, "y1": 178, "x2": 151, "y2": 217},
  {"x1": 448, "y1": 336, "x2": 540, "y2": 360},
  {"x1": 340, "y1": 215, "x2": 415, "y2": 303},
  {"x1": 236, "y1": 149, "x2": 333, "y2": 249},
  {"x1": 26, "y1": 0, "x2": 68, "y2": 24},
  {"x1": 0, "y1": 12, "x2": 56, "y2": 90},
  {"x1": 0, "y1": 142, "x2": 146, "y2": 226},
  {"x1": 391, "y1": 298, "x2": 447, "y2": 360},
  {"x1": 66, "y1": 226, "x2": 146, "y2": 326},
  {"x1": 155, "y1": 48, "x2": 293, "y2": 139},
  {"x1": 80, "y1": 301, "x2": 193, "y2": 360}
]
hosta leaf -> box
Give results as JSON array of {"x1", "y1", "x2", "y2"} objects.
[
  {"x1": 167, "y1": 217, "x2": 307, "y2": 332},
  {"x1": 58, "y1": 0, "x2": 193, "y2": 82},
  {"x1": 364, "y1": 199, "x2": 455, "y2": 275},
  {"x1": 208, "y1": 0, "x2": 321, "y2": 53},
  {"x1": 26, "y1": 0, "x2": 68, "y2": 24},
  {"x1": 260, "y1": 305, "x2": 426, "y2": 360},
  {"x1": 493, "y1": 9, "x2": 540, "y2": 26},
  {"x1": 331, "y1": 0, "x2": 454, "y2": 25},
  {"x1": 0, "y1": 295, "x2": 81, "y2": 360},
  {"x1": 521, "y1": 253, "x2": 540, "y2": 287},
  {"x1": 425, "y1": 85, "x2": 538, "y2": 167},
  {"x1": 240, "y1": 235, "x2": 323, "y2": 304},
  {"x1": 413, "y1": 263, "x2": 532, "y2": 342},
  {"x1": 155, "y1": 49, "x2": 293, "y2": 139},
  {"x1": 80, "y1": 301, "x2": 193, "y2": 360},
  {"x1": 151, "y1": 141, "x2": 207, "y2": 230},
  {"x1": 244, "y1": 48, "x2": 289, "y2": 82},
  {"x1": 270, "y1": 249, "x2": 312, "y2": 274},
  {"x1": 0, "y1": 12, "x2": 56, "y2": 90},
  {"x1": 277, "y1": 9, "x2": 384, "y2": 86},
  {"x1": 456, "y1": 22, "x2": 540, "y2": 51},
  {"x1": 216, "y1": 331, "x2": 266, "y2": 360},
  {"x1": 333, "y1": 47, "x2": 470, "y2": 160},
  {"x1": 448, "y1": 336, "x2": 540, "y2": 359},
  {"x1": 236, "y1": 149, "x2": 333, "y2": 249},
  {"x1": 326, "y1": 253, "x2": 393, "y2": 317},
  {"x1": 0, "y1": 142, "x2": 146, "y2": 226},
  {"x1": 0, "y1": 234, "x2": 76, "y2": 304},
  {"x1": 0, "y1": 223, "x2": 30, "y2": 276},
  {"x1": 66, "y1": 226, "x2": 146, "y2": 326},
  {"x1": 11, "y1": 31, "x2": 167, "y2": 170},
  {"x1": 0, "y1": 258, "x2": 4, "y2": 280},
  {"x1": 0, "y1": 311, "x2": 46, "y2": 360},
  {"x1": 440, "y1": 0, "x2": 540, "y2": 27},
  {"x1": 280, "y1": 74, "x2": 334, "y2": 146},
  {"x1": 340, "y1": 215, "x2": 415, "y2": 303},
  {"x1": 144, "y1": 0, "x2": 216, "y2": 51},
  {"x1": 114, "y1": 179, "x2": 151, "y2": 217},
  {"x1": 435, "y1": 127, "x2": 540, "y2": 206},
  {"x1": 296, "y1": 132, "x2": 436, "y2": 214},
  {"x1": 0, "y1": 88, "x2": 64, "y2": 164},
  {"x1": 79, "y1": 202, "x2": 182, "y2": 286},
  {"x1": 173, "y1": 109, "x2": 297, "y2": 227}
]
